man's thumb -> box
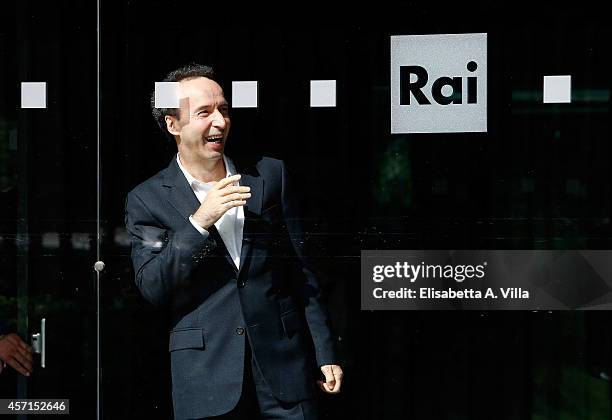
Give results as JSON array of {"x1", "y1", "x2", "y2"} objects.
[{"x1": 322, "y1": 367, "x2": 335, "y2": 387}]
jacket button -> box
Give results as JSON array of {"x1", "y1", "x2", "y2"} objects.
[
  {"x1": 236, "y1": 327, "x2": 245, "y2": 335},
  {"x1": 238, "y1": 281, "x2": 246, "y2": 288}
]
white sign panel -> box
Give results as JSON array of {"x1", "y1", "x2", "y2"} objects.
[{"x1": 391, "y1": 33, "x2": 487, "y2": 134}]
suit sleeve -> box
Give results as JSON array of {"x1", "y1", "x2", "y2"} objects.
[
  {"x1": 125, "y1": 190, "x2": 218, "y2": 306},
  {"x1": 280, "y1": 161, "x2": 338, "y2": 367}
]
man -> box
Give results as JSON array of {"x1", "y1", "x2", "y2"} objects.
[{"x1": 125, "y1": 64, "x2": 343, "y2": 420}]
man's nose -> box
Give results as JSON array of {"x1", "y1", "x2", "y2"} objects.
[{"x1": 211, "y1": 110, "x2": 226, "y2": 128}]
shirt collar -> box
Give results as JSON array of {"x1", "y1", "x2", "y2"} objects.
[{"x1": 176, "y1": 153, "x2": 236, "y2": 189}]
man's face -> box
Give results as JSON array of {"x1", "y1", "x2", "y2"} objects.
[{"x1": 167, "y1": 77, "x2": 230, "y2": 162}]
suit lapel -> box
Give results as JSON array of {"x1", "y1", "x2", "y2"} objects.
[
  {"x1": 237, "y1": 165, "x2": 263, "y2": 275},
  {"x1": 166, "y1": 172, "x2": 200, "y2": 221}
]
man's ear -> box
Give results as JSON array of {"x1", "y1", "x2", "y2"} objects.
[{"x1": 165, "y1": 115, "x2": 181, "y2": 136}]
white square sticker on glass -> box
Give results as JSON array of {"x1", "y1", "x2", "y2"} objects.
[
  {"x1": 310, "y1": 80, "x2": 336, "y2": 107},
  {"x1": 42, "y1": 232, "x2": 60, "y2": 249},
  {"x1": 21, "y1": 82, "x2": 47, "y2": 109},
  {"x1": 543, "y1": 75, "x2": 571, "y2": 103},
  {"x1": 391, "y1": 33, "x2": 488, "y2": 134},
  {"x1": 155, "y1": 82, "x2": 180, "y2": 108},
  {"x1": 71, "y1": 232, "x2": 90, "y2": 251},
  {"x1": 232, "y1": 81, "x2": 258, "y2": 108}
]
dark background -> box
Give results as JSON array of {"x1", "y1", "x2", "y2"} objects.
[{"x1": 1, "y1": 1, "x2": 612, "y2": 419}]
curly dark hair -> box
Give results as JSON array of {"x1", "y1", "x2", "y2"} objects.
[{"x1": 151, "y1": 63, "x2": 216, "y2": 140}]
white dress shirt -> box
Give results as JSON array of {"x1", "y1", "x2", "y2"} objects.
[{"x1": 177, "y1": 153, "x2": 244, "y2": 269}]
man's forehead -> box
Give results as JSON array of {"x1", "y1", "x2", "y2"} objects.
[{"x1": 178, "y1": 77, "x2": 226, "y2": 101}]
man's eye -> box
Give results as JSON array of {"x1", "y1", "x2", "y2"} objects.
[{"x1": 198, "y1": 111, "x2": 209, "y2": 116}]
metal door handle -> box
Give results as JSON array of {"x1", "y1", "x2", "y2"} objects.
[{"x1": 31, "y1": 318, "x2": 46, "y2": 368}]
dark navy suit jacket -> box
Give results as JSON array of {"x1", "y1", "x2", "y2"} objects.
[{"x1": 125, "y1": 155, "x2": 337, "y2": 419}]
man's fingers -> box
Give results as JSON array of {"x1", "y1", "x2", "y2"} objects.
[
  {"x1": 7, "y1": 356, "x2": 30, "y2": 377},
  {"x1": 11, "y1": 351, "x2": 32, "y2": 373},
  {"x1": 6, "y1": 334, "x2": 23, "y2": 348},
  {"x1": 218, "y1": 185, "x2": 250, "y2": 196},
  {"x1": 213, "y1": 174, "x2": 241, "y2": 190},
  {"x1": 6, "y1": 335, "x2": 33, "y2": 358},
  {"x1": 224, "y1": 201, "x2": 246, "y2": 210},
  {"x1": 316, "y1": 379, "x2": 340, "y2": 394},
  {"x1": 7, "y1": 335, "x2": 33, "y2": 358},
  {"x1": 17, "y1": 345, "x2": 33, "y2": 363},
  {"x1": 4, "y1": 336, "x2": 33, "y2": 375},
  {"x1": 317, "y1": 380, "x2": 329, "y2": 393},
  {"x1": 320, "y1": 366, "x2": 335, "y2": 390},
  {"x1": 319, "y1": 365, "x2": 343, "y2": 394},
  {"x1": 221, "y1": 193, "x2": 251, "y2": 204},
  {"x1": 330, "y1": 366, "x2": 343, "y2": 392},
  {"x1": 322, "y1": 369, "x2": 335, "y2": 386},
  {"x1": 10, "y1": 336, "x2": 33, "y2": 355}
]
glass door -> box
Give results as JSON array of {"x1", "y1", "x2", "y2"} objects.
[{"x1": 0, "y1": 1, "x2": 98, "y2": 418}]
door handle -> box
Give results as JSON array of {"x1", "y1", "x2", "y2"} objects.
[{"x1": 31, "y1": 318, "x2": 46, "y2": 368}]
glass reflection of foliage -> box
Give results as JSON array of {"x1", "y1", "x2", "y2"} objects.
[
  {"x1": 548, "y1": 219, "x2": 587, "y2": 250},
  {"x1": 373, "y1": 137, "x2": 412, "y2": 209},
  {"x1": 533, "y1": 314, "x2": 609, "y2": 419},
  {"x1": 533, "y1": 366, "x2": 609, "y2": 419},
  {"x1": 30, "y1": 293, "x2": 75, "y2": 318},
  {"x1": 0, "y1": 293, "x2": 77, "y2": 332}
]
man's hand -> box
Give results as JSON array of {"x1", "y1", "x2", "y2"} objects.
[
  {"x1": 0, "y1": 333, "x2": 33, "y2": 377},
  {"x1": 191, "y1": 174, "x2": 251, "y2": 229},
  {"x1": 318, "y1": 364, "x2": 343, "y2": 394}
]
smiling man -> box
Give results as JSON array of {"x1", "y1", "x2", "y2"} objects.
[{"x1": 125, "y1": 64, "x2": 342, "y2": 420}]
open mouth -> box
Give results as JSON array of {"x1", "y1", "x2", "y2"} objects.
[{"x1": 206, "y1": 135, "x2": 224, "y2": 143}]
